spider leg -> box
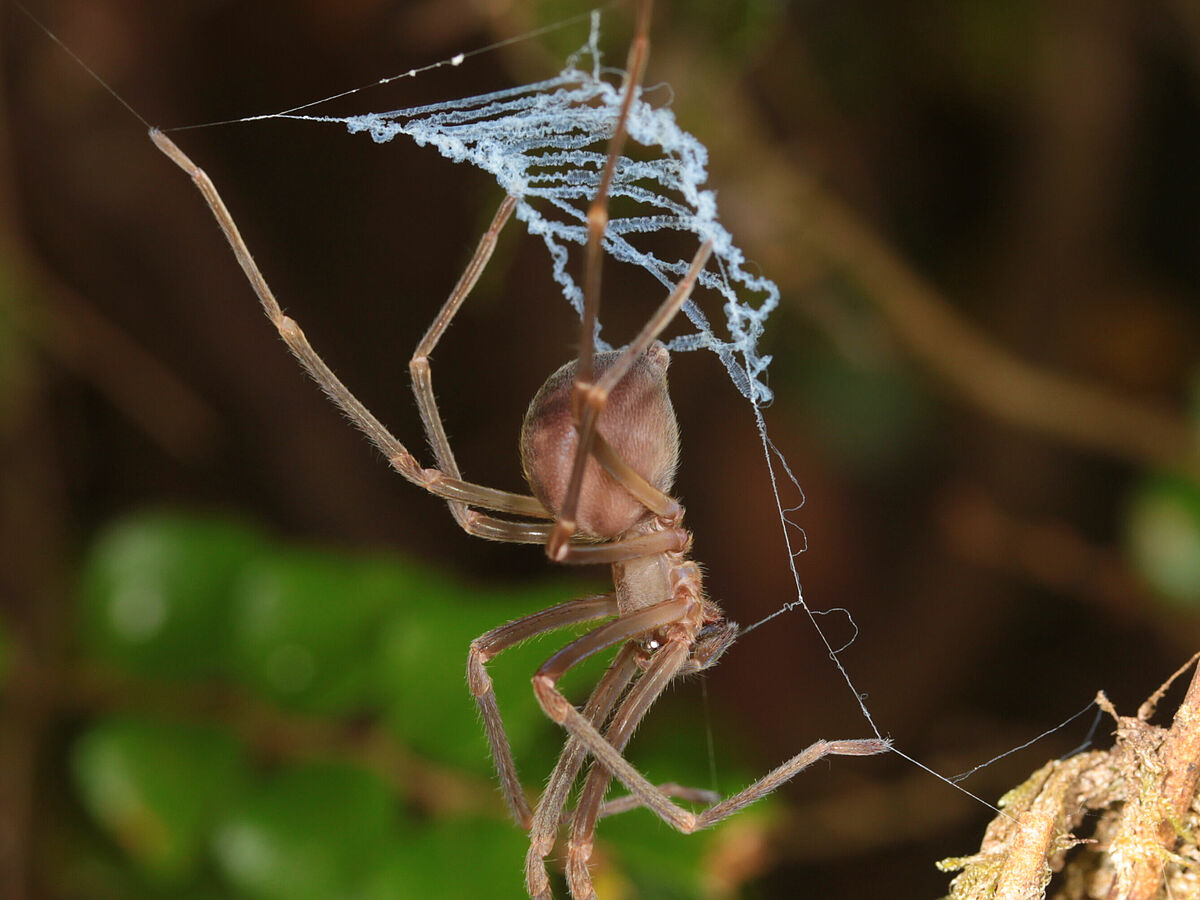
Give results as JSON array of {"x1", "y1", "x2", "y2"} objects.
[
  {"x1": 525, "y1": 644, "x2": 641, "y2": 900},
  {"x1": 520, "y1": 598, "x2": 688, "y2": 897},
  {"x1": 467, "y1": 593, "x2": 619, "y2": 828},
  {"x1": 530, "y1": 619, "x2": 888, "y2": 897},
  {"x1": 573, "y1": 0, "x2": 652, "y2": 390},
  {"x1": 534, "y1": 627, "x2": 890, "y2": 896},
  {"x1": 408, "y1": 195, "x2": 555, "y2": 531},
  {"x1": 408, "y1": 203, "x2": 710, "y2": 555},
  {"x1": 151, "y1": 131, "x2": 556, "y2": 540},
  {"x1": 545, "y1": 238, "x2": 712, "y2": 560},
  {"x1": 544, "y1": 0, "x2": 692, "y2": 561},
  {"x1": 590, "y1": 785, "x2": 719, "y2": 821},
  {"x1": 565, "y1": 638, "x2": 690, "y2": 898},
  {"x1": 589, "y1": 431, "x2": 681, "y2": 519}
]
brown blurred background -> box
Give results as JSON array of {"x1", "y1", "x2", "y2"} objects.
[{"x1": 3, "y1": 0, "x2": 1199, "y2": 897}]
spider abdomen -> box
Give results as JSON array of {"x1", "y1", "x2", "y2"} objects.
[{"x1": 521, "y1": 345, "x2": 680, "y2": 539}]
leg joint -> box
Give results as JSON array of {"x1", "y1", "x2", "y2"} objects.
[
  {"x1": 408, "y1": 354, "x2": 430, "y2": 378},
  {"x1": 278, "y1": 315, "x2": 303, "y2": 341},
  {"x1": 532, "y1": 673, "x2": 570, "y2": 723},
  {"x1": 571, "y1": 381, "x2": 608, "y2": 417},
  {"x1": 587, "y1": 205, "x2": 609, "y2": 235},
  {"x1": 466, "y1": 643, "x2": 493, "y2": 697}
]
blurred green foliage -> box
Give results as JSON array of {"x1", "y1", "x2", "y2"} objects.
[
  {"x1": 66, "y1": 510, "x2": 754, "y2": 898},
  {"x1": 790, "y1": 344, "x2": 930, "y2": 475},
  {"x1": 531, "y1": 0, "x2": 783, "y2": 72},
  {"x1": 72, "y1": 717, "x2": 248, "y2": 883},
  {"x1": 212, "y1": 762, "x2": 396, "y2": 900},
  {"x1": 1126, "y1": 472, "x2": 1200, "y2": 609},
  {"x1": 769, "y1": 290, "x2": 935, "y2": 476},
  {"x1": 79, "y1": 514, "x2": 266, "y2": 681}
]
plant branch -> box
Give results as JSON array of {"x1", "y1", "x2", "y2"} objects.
[
  {"x1": 55, "y1": 664, "x2": 509, "y2": 820},
  {"x1": 659, "y1": 48, "x2": 1200, "y2": 480},
  {"x1": 1119, "y1": 657, "x2": 1200, "y2": 900}
]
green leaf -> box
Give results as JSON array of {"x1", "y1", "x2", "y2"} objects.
[
  {"x1": 78, "y1": 512, "x2": 266, "y2": 679},
  {"x1": 72, "y1": 716, "x2": 248, "y2": 883},
  {"x1": 229, "y1": 551, "x2": 425, "y2": 712},
  {"x1": 212, "y1": 762, "x2": 397, "y2": 900},
  {"x1": 1126, "y1": 472, "x2": 1200, "y2": 607},
  {"x1": 364, "y1": 818, "x2": 530, "y2": 900},
  {"x1": 373, "y1": 577, "x2": 604, "y2": 776}
]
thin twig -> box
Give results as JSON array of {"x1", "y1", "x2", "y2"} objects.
[
  {"x1": 657, "y1": 50, "x2": 1200, "y2": 480},
  {"x1": 1, "y1": 10, "x2": 220, "y2": 462},
  {"x1": 938, "y1": 484, "x2": 1150, "y2": 619},
  {"x1": 793, "y1": 184, "x2": 1200, "y2": 479},
  {"x1": 56, "y1": 664, "x2": 509, "y2": 819},
  {"x1": 28, "y1": 277, "x2": 222, "y2": 461}
]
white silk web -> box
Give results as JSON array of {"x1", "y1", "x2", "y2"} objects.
[
  {"x1": 14, "y1": 0, "x2": 1111, "y2": 851},
  {"x1": 259, "y1": 9, "x2": 901, "y2": 751},
  {"x1": 278, "y1": 11, "x2": 1105, "y2": 817},
  {"x1": 276, "y1": 14, "x2": 777, "y2": 406},
  {"x1": 171, "y1": 7, "x2": 1096, "y2": 814},
  {"x1": 33, "y1": 0, "x2": 1108, "y2": 825}
]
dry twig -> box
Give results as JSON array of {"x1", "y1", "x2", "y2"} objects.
[
  {"x1": 939, "y1": 654, "x2": 1200, "y2": 899},
  {"x1": 645, "y1": 46, "x2": 1200, "y2": 481}
]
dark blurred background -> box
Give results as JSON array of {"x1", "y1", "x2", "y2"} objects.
[{"x1": 2, "y1": 0, "x2": 1199, "y2": 897}]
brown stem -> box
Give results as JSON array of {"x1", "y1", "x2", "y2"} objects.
[
  {"x1": 56, "y1": 664, "x2": 507, "y2": 819},
  {"x1": 655, "y1": 48, "x2": 1200, "y2": 481},
  {"x1": 1120, "y1": 659, "x2": 1200, "y2": 900},
  {"x1": 794, "y1": 186, "x2": 1200, "y2": 479},
  {"x1": 28, "y1": 279, "x2": 222, "y2": 462}
]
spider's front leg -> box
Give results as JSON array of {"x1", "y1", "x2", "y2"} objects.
[
  {"x1": 464, "y1": 594, "x2": 618, "y2": 828},
  {"x1": 152, "y1": 129, "x2": 575, "y2": 547},
  {"x1": 560, "y1": 692, "x2": 890, "y2": 897},
  {"x1": 403, "y1": 193, "x2": 558, "y2": 535}
]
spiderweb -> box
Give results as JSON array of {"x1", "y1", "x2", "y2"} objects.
[
  {"x1": 260, "y1": 8, "x2": 901, "y2": 747},
  {"x1": 298, "y1": 11, "x2": 1109, "y2": 819},
  {"x1": 181, "y1": 9, "x2": 1091, "y2": 813},
  {"x1": 277, "y1": 13, "x2": 777, "y2": 406},
  {"x1": 14, "y1": 0, "x2": 1109, "y2": 857}
]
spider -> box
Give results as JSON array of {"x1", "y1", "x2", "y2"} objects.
[{"x1": 152, "y1": 1, "x2": 889, "y2": 896}]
